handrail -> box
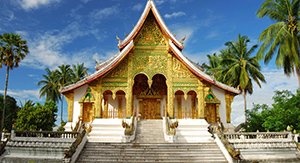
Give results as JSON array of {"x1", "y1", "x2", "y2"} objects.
[
  {"x1": 64, "y1": 128, "x2": 86, "y2": 159},
  {"x1": 123, "y1": 116, "x2": 135, "y2": 136},
  {"x1": 14, "y1": 131, "x2": 79, "y2": 138},
  {"x1": 71, "y1": 117, "x2": 82, "y2": 132},
  {"x1": 211, "y1": 124, "x2": 240, "y2": 160},
  {"x1": 0, "y1": 139, "x2": 8, "y2": 155},
  {"x1": 224, "y1": 132, "x2": 290, "y2": 140},
  {"x1": 165, "y1": 115, "x2": 178, "y2": 136}
]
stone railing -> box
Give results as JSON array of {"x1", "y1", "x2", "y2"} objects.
[
  {"x1": 122, "y1": 116, "x2": 137, "y2": 142},
  {"x1": 14, "y1": 131, "x2": 79, "y2": 138},
  {"x1": 1, "y1": 128, "x2": 88, "y2": 163},
  {"x1": 71, "y1": 117, "x2": 82, "y2": 132},
  {"x1": 165, "y1": 117, "x2": 178, "y2": 136},
  {"x1": 123, "y1": 116, "x2": 135, "y2": 136},
  {"x1": 224, "y1": 132, "x2": 290, "y2": 140},
  {"x1": 223, "y1": 132, "x2": 297, "y2": 150},
  {"x1": 209, "y1": 124, "x2": 240, "y2": 161},
  {"x1": 163, "y1": 115, "x2": 178, "y2": 143},
  {"x1": 0, "y1": 140, "x2": 8, "y2": 156},
  {"x1": 64, "y1": 128, "x2": 87, "y2": 163}
]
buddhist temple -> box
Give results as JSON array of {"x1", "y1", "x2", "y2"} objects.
[{"x1": 61, "y1": 0, "x2": 240, "y2": 133}]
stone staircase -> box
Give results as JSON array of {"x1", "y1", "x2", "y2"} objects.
[
  {"x1": 176, "y1": 119, "x2": 213, "y2": 143},
  {"x1": 76, "y1": 142, "x2": 227, "y2": 162},
  {"x1": 135, "y1": 120, "x2": 165, "y2": 143},
  {"x1": 76, "y1": 119, "x2": 227, "y2": 162},
  {"x1": 88, "y1": 119, "x2": 124, "y2": 142}
]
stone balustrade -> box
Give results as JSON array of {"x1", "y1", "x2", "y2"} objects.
[
  {"x1": 0, "y1": 130, "x2": 86, "y2": 163},
  {"x1": 14, "y1": 131, "x2": 79, "y2": 139},
  {"x1": 223, "y1": 132, "x2": 300, "y2": 161},
  {"x1": 224, "y1": 132, "x2": 290, "y2": 140}
]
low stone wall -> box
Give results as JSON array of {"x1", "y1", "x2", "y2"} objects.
[
  {"x1": 0, "y1": 131, "x2": 84, "y2": 163},
  {"x1": 224, "y1": 132, "x2": 300, "y2": 162}
]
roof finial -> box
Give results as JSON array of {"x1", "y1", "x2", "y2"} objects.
[
  {"x1": 180, "y1": 36, "x2": 186, "y2": 44},
  {"x1": 116, "y1": 35, "x2": 122, "y2": 44}
]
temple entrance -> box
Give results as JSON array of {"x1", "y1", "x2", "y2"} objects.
[
  {"x1": 133, "y1": 74, "x2": 167, "y2": 119},
  {"x1": 205, "y1": 104, "x2": 217, "y2": 123},
  {"x1": 204, "y1": 91, "x2": 220, "y2": 123},
  {"x1": 82, "y1": 103, "x2": 93, "y2": 122},
  {"x1": 140, "y1": 99, "x2": 161, "y2": 119}
]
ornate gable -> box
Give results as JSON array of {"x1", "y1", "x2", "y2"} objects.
[{"x1": 134, "y1": 12, "x2": 167, "y2": 47}]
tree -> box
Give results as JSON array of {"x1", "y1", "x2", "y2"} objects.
[
  {"x1": 38, "y1": 68, "x2": 61, "y2": 103},
  {"x1": 71, "y1": 63, "x2": 88, "y2": 83},
  {"x1": 257, "y1": 0, "x2": 300, "y2": 88},
  {"x1": 221, "y1": 35, "x2": 266, "y2": 122},
  {"x1": 56, "y1": 64, "x2": 73, "y2": 123},
  {"x1": 202, "y1": 53, "x2": 222, "y2": 77},
  {"x1": 15, "y1": 100, "x2": 57, "y2": 131},
  {"x1": 0, "y1": 95, "x2": 19, "y2": 132},
  {"x1": 0, "y1": 33, "x2": 29, "y2": 140},
  {"x1": 244, "y1": 90, "x2": 300, "y2": 132},
  {"x1": 38, "y1": 63, "x2": 88, "y2": 124}
]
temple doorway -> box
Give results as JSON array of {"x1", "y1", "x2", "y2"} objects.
[
  {"x1": 82, "y1": 102, "x2": 93, "y2": 122},
  {"x1": 133, "y1": 74, "x2": 167, "y2": 119}
]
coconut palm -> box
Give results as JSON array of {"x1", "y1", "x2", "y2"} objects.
[
  {"x1": 56, "y1": 64, "x2": 73, "y2": 123},
  {"x1": 38, "y1": 68, "x2": 61, "y2": 103},
  {"x1": 257, "y1": 0, "x2": 300, "y2": 88},
  {"x1": 202, "y1": 53, "x2": 222, "y2": 77},
  {"x1": 222, "y1": 34, "x2": 266, "y2": 122},
  {"x1": 0, "y1": 33, "x2": 29, "y2": 140},
  {"x1": 72, "y1": 63, "x2": 88, "y2": 83}
]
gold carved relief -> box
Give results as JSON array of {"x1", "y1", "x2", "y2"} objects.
[
  {"x1": 134, "y1": 12, "x2": 166, "y2": 46},
  {"x1": 172, "y1": 57, "x2": 195, "y2": 79},
  {"x1": 106, "y1": 57, "x2": 128, "y2": 78}
]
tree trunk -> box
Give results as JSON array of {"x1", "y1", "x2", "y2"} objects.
[
  {"x1": 0, "y1": 66, "x2": 10, "y2": 141},
  {"x1": 61, "y1": 98, "x2": 63, "y2": 124},
  {"x1": 296, "y1": 67, "x2": 300, "y2": 90},
  {"x1": 243, "y1": 89, "x2": 247, "y2": 123}
]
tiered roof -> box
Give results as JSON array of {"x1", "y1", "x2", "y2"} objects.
[{"x1": 61, "y1": 0, "x2": 240, "y2": 94}]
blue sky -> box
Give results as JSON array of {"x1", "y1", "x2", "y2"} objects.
[{"x1": 0, "y1": 0, "x2": 298, "y2": 125}]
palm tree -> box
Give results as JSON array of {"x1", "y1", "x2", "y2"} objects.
[
  {"x1": 37, "y1": 68, "x2": 61, "y2": 103},
  {"x1": 0, "y1": 33, "x2": 29, "y2": 140},
  {"x1": 257, "y1": 0, "x2": 300, "y2": 88},
  {"x1": 222, "y1": 35, "x2": 266, "y2": 122},
  {"x1": 202, "y1": 53, "x2": 222, "y2": 77},
  {"x1": 56, "y1": 64, "x2": 73, "y2": 123},
  {"x1": 72, "y1": 63, "x2": 88, "y2": 83}
]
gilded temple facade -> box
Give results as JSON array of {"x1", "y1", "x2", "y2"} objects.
[{"x1": 61, "y1": 0, "x2": 240, "y2": 129}]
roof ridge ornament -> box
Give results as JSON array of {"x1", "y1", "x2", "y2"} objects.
[
  {"x1": 116, "y1": 36, "x2": 122, "y2": 44},
  {"x1": 180, "y1": 36, "x2": 186, "y2": 44}
]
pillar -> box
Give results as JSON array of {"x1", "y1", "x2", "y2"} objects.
[
  {"x1": 64, "y1": 91, "x2": 74, "y2": 122},
  {"x1": 225, "y1": 92, "x2": 234, "y2": 123}
]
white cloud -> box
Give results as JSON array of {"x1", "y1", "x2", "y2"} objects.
[
  {"x1": 164, "y1": 11, "x2": 186, "y2": 19},
  {"x1": 155, "y1": 0, "x2": 166, "y2": 5},
  {"x1": 17, "y1": 0, "x2": 60, "y2": 10},
  {"x1": 132, "y1": 3, "x2": 143, "y2": 11},
  {"x1": 154, "y1": 0, "x2": 178, "y2": 5},
  {"x1": 22, "y1": 22, "x2": 108, "y2": 70},
  {"x1": 231, "y1": 69, "x2": 298, "y2": 125},
  {"x1": 206, "y1": 31, "x2": 219, "y2": 39},
  {"x1": 0, "y1": 89, "x2": 40, "y2": 104},
  {"x1": 80, "y1": 0, "x2": 93, "y2": 3},
  {"x1": 89, "y1": 6, "x2": 119, "y2": 20}
]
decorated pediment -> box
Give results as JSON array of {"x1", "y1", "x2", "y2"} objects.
[
  {"x1": 80, "y1": 87, "x2": 95, "y2": 103},
  {"x1": 134, "y1": 12, "x2": 166, "y2": 46},
  {"x1": 205, "y1": 89, "x2": 220, "y2": 104},
  {"x1": 137, "y1": 87, "x2": 161, "y2": 99}
]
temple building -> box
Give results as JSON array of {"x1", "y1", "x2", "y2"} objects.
[{"x1": 61, "y1": 0, "x2": 240, "y2": 131}]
